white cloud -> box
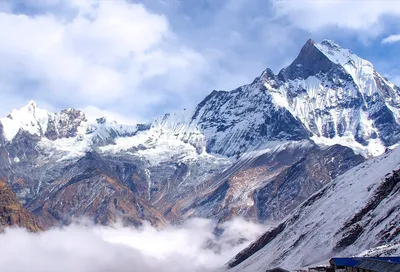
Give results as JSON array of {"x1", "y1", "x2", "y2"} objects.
[
  {"x1": 273, "y1": 0, "x2": 400, "y2": 35},
  {"x1": 382, "y1": 34, "x2": 400, "y2": 44},
  {"x1": 0, "y1": 0, "x2": 207, "y2": 120},
  {"x1": 0, "y1": 218, "x2": 267, "y2": 272},
  {"x1": 81, "y1": 105, "x2": 138, "y2": 125}
]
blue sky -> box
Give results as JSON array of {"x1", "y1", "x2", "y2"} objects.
[{"x1": 1, "y1": 0, "x2": 400, "y2": 123}]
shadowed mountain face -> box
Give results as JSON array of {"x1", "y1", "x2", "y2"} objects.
[{"x1": 0, "y1": 39, "x2": 399, "y2": 229}]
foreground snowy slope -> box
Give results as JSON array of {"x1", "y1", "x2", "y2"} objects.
[{"x1": 227, "y1": 147, "x2": 400, "y2": 271}]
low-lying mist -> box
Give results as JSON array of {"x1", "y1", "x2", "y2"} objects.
[{"x1": 0, "y1": 218, "x2": 267, "y2": 272}]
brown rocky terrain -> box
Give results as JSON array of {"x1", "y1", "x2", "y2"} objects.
[{"x1": 0, "y1": 179, "x2": 41, "y2": 232}]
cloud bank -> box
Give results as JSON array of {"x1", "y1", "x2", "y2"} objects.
[
  {"x1": 0, "y1": 0, "x2": 207, "y2": 120},
  {"x1": 0, "y1": 218, "x2": 266, "y2": 272},
  {"x1": 1, "y1": 0, "x2": 400, "y2": 121}
]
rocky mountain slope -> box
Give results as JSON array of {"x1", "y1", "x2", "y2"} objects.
[
  {"x1": 0, "y1": 39, "x2": 399, "y2": 229},
  {"x1": 0, "y1": 179, "x2": 41, "y2": 232},
  {"x1": 227, "y1": 147, "x2": 400, "y2": 271}
]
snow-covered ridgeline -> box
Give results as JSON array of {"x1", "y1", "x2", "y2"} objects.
[{"x1": 2, "y1": 39, "x2": 400, "y2": 160}]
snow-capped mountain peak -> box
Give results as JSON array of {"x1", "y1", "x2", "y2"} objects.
[
  {"x1": 0, "y1": 101, "x2": 93, "y2": 145},
  {"x1": 314, "y1": 39, "x2": 378, "y2": 94},
  {"x1": 24, "y1": 100, "x2": 38, "y2": 110},
  {"x1": 153, "y1": 39, "x2": 400, "y2": 158},
  {"x1": 0, "y1": 100, "x2": 51, "y2": 141},
  {"x1": 260, "y1": 39, "x2": 400, "y2": 156}
]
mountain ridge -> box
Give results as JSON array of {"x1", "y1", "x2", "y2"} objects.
[
  {"x1": 2, "y1": 39, "x2": 400, "y2": 157},
  {"x1": 0, "y1": 39, "x2": 399, "y2": 229}
]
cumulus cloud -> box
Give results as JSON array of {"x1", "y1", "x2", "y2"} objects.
[
  {"x1": 273, "y1": 0, "x2": 400, "y2": 35},
  {"x1": 382, "y1": 34, "x2": 400, "y2": 44},
  {"x1": 0, "y1": 0, "x2": 207, "y2": 120},
  {"x1": 0, "y1": 218, "x2": 267, "y2": 272}
]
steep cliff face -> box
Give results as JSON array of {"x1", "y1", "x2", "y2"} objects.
[
  {"x1": 0, "y1": 179, "x2": 41, "y2": 232},
  {"x1": 191, "y1": 87, "x2": 311, "y2": 158}
]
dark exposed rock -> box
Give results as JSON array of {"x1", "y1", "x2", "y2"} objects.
[
  {"x1": 45, "y1": 108, "x2": 86, "y2": 140},
  {"x1": 278, "y1": 38, "x2": 344, "y2": 81}
]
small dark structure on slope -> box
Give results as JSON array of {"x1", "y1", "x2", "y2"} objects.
[
  {"x1": 265, "y1": 268, "x2": 289, "y2": 272},
  {"x1": 329, "y1": 256, "x2": 400, "y2": 272}
]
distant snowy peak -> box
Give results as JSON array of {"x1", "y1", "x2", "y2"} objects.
[
  {"x1": 184, "y1": 39, "x2": 400, "y2": 158},
  {"x1": 0, "y1": 101, "x2": 143, "y2": 151},
  {"x1": 1, "y1": 100, "x2": 51, "y2": 141},
  {"x1": 0, "y1": 101, "x2": 87, "y2": 141}
]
